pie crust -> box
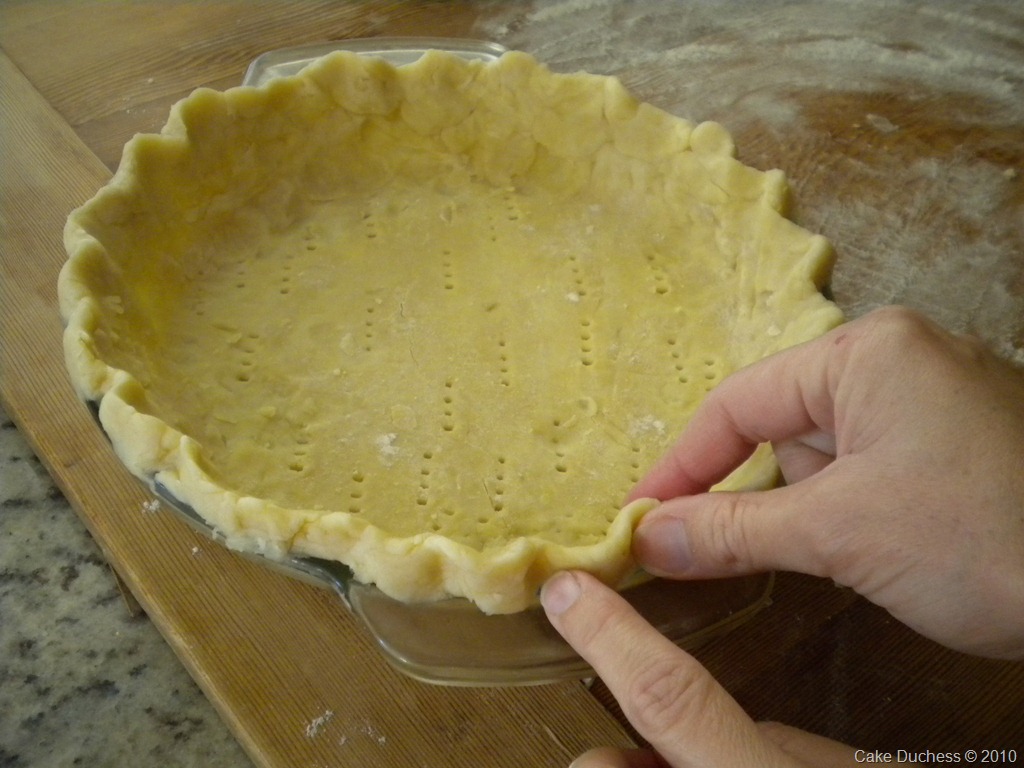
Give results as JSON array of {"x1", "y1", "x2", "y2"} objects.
[{"x1": 59, "y1": 50, "x2": 842, "y2": 613}]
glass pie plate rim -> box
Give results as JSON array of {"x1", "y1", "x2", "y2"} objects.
[
  {"x1": 96, "y1": 37, "x2": 775, "y2": 687},
  {"x1": 148, "y1": 472, "x2": 773, "y2": 687},
  {"x1": 242, "y1": 37, "x2": 511, "y2": 86}
]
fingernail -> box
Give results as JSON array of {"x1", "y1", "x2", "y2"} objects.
[
  {"x1": 540, "y1": 571, "x2": 582, "y2": 616},
  {"x1": 635, "y1": 513, "x2": 693, "y2": 575}
]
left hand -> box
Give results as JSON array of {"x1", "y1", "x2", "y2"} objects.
[{"x1": 541, "y1": 570, "x2": 863, "y2": 767}]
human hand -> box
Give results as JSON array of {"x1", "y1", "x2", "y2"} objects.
[
  {"x1": 542, "y1": 570, "x2": 864, "y2": 767},
  {"x1": 630, "y1": 306, "x2": 1024, "y2": 659},
  {"x1": 540, "y1": 308, "x2": 1024, "y2": 767}
]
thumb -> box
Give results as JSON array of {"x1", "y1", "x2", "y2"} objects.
[
  {"x1": 633, "y1": 481, "x2": 832, "y2": 580},
  {"x1": 757, "y1": 722, "x2": 861, "y2": 767},
  {"x1": 568, "y1": 746, "x2": 668, "y2": 768}
]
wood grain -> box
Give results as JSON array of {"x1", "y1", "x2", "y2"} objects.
[
  {"x1": 0, "y1": 0, "x2": 486, "y2": 171},
  {"x1": 0, "y1": 49, "x2": 635, "y2": 768},
  {"x1": 3, "y1": 0, "x2": 1024, "y2": 757},
  {"x1": 481, "y1": 1, "x2": 1024, "y2": 355}
]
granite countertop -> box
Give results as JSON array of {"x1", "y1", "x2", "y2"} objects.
[
  {"x1": 4, "y1": 4, "x2": 1024, "y2": 762},
  {"x1": 0, "y1": 404, "x2": 250, "y2": 767}
]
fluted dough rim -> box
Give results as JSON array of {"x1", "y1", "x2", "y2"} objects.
[{"x1": 60, "y1": 50, "x2": 842, "y2": 613}]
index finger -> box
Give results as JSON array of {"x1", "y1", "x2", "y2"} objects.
[
  {"x1": 627, "y1": 325, "x2": 847, "y2": 503},
  {"x1": 541, "y1": 571, "x2": 789, "y2": 767}
]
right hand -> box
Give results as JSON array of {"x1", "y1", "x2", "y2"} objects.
[{"x1": 629, "y1": 306, "x2": 1024, "y2": 659}]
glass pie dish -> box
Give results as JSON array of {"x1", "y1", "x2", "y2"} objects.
[
  {"x1": 64, "y1": 37, "x2": 806, "y2": 684},
  {"x1": 242, "y1": 37, "x2": 510, "y2": 86},
  {"x1": 246, "y1": 39, "x2": 774, "y2": 685},
  {"x1": 153, "y1": 471, "x2": 772, "y2": 685}
]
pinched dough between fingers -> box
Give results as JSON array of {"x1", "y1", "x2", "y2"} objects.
[{"x1": 632, "y1": 477, "x2": 838, "y2": 580}]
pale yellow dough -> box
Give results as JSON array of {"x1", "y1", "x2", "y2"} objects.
[{"x1": 60, "y1": 50, "x2": 842, "y2": 613}]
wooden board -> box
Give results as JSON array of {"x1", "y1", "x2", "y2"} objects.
[
  {"x1": 4, "y1": 1, "x2": 1024, "y2": 756},
  {"x1": 0, "y1": 49, "x2": 636, "y2": 768}
]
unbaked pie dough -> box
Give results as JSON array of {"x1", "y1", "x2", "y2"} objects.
[{"x1": 60, "y1": 50, "x2": 842, "y2": 613}]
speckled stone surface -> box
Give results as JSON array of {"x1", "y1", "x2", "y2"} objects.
[{"x1": 0, "y1": 404, "x2": 251, "y2": 767}]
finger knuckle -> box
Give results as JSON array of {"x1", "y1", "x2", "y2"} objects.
[
  {"x1": 624, "y1": 656, "x2": 712, "y2": 740},
  {"x1": 860, "y1": 306, "x2": 942, "y2": 358},
  {"x1": 704, "y1": 494, "x2": 758, "y2": 571}
]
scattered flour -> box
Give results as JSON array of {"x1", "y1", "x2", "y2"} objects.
[
  {"x1": 359, "y1": 721, "x2": 387, "y2": 745},
  {"x1": 140, "y1": 498, "x2": 161, "y2": 514},
  {"x1": 630, "y1": 414, "x2": 667, "y2": 438},
  {"x1": 478, "y1": 0, "x2": 1023, "y2": 121},
  {"x1": 305, "y1": 709, "x2": 334, "y2": 739},
  {"x1": 474, "y1": 0, "x2": 1024, "y2": 357},
  {"x1": 375, "y1": 432, "x2": 399, "y2": 457},
  {"x1": 865, "y1": 113, "x2": 899, "y2": 134},
  {"x1": 335, "y1": 718, "x2": 387, "y2": 747}
]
